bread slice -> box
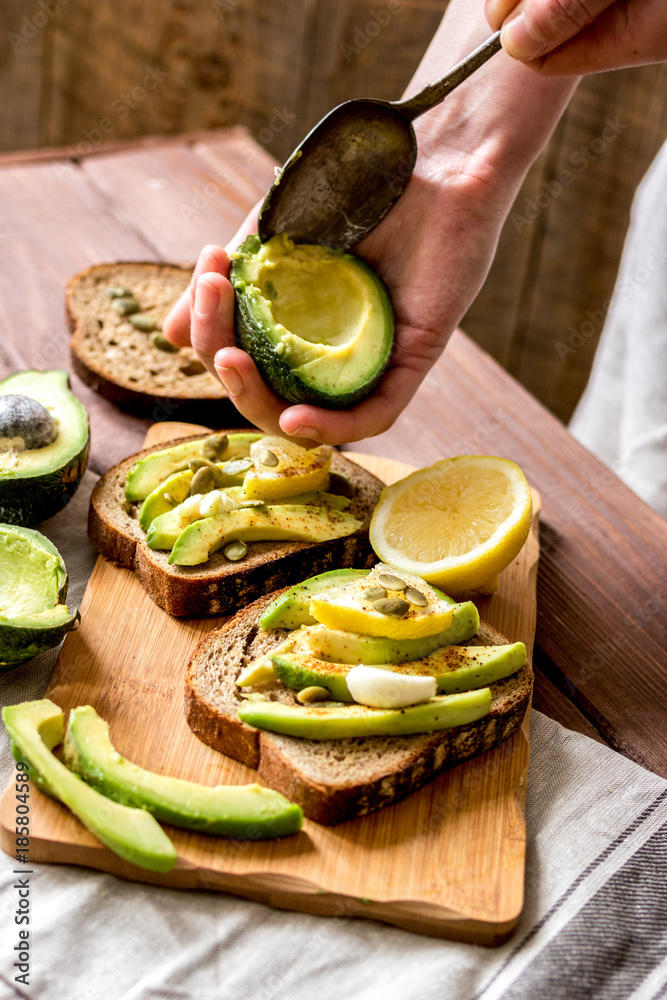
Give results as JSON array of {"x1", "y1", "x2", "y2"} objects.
[
  {"x1": 88, "y1": 433, "x2": 384, "y2": 617},
  {"x1": 185, "y1": 591, "x2": 533, "y2": 824},
  {"x1": 67, "y1": 262, "x2": 236, "y2": 422}
]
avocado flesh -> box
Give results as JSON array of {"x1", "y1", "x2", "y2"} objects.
[
  {"x1": 271, "y1": 639, "x2": 526, "y2": 701},
  {"x1": 125, "y1": 432, "x2": 263, "y2": 501},
  {"x1": 146, "y1": 495, "x2": 207, "y2": 549},
  {"x1": 303, "y1": 600, "x2": 479, "y2": 663},
  {"x1": 169, "y1": 506, "x2": 363, "y2": 566},
  {"x1": 139, "y1": 470, "x2": 194, "y2": 531},
  {"x1": 0, "y1": 370, "x2": 89, "y2": 525},
  {"x1": 237, "y1": 687, "x2": 492, "y2": 739},
  {"x1": 231, "y1": 235, "x2": 394, "y2": 408},
  {"x1": 0, "y1": 525, "x2": 78, "y2": 668},
  {"x1": 2, "y1": 700, "x2": 176, "y2": 872},
  {"x1": 63, "y1": 705, "x2": 302, "y2": 838},
  {"x1": 259, "y1": 568, "x2": 371, "y2": 630}
]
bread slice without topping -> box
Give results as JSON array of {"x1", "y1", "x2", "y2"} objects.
[
  {"x1": 67, "y1": 262, "x2": 237, "y2": 422},
  {"x1": 185, "y1": 591, "x2": 533, "y2": 824},
  {"x1": 88, "y1": 433, "x2": 384, "y2": 617}
]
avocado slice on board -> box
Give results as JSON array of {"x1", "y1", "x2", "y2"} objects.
[
  {"x1": 63, "y1": 705, "x2": 302, "y2": 838},
  {"x1": 3, "y1": 700, "x2": 177, "y2": 872},
  {"x1": 0, "y1": 525, "x2": 79, "y2": 668},
  {"x1": 270, "y1": 639, "x2": 527, "y2": 701},
  {"x1": 230, "y1": 234, "x2": 394, "y2": 409},
  {"x1": 0, "y1": 370, "x2": 89, "y2": 526},
  {"x1": 237, "y1": 687, "x2": 492, "y2": 739}
]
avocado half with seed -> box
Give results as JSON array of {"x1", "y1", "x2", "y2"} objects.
[
  {"x1": 230, "y1": 234, "x2": 394, "y2": 408},
  {"x1": 0, "y1": 524, "x2": 79, "y2": 668},
  {"x1": 0, "y1": 370, "x2": 90, "y2": 525}
]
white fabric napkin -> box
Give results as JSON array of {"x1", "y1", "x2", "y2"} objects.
[{"x1": 1, "y1": 471, "x2": 666, "y2": 1000}]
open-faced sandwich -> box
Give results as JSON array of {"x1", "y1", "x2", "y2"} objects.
[
  {"x1": 185, "y1": 563, "x2": 533, "y2": 824},
  {"x1": 88, "y1": 430, "x2": 384, "y2": 616}
]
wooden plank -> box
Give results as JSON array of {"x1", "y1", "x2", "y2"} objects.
[
  {"x1": 350, "y1": 329, "x2": 667, "y2": 777},
  {"x1": 0, "y1": 424, "x2": 539, "y2": 943},
  {"x1": 0, "y1": 0, "x2": 49, "y2": 153}
]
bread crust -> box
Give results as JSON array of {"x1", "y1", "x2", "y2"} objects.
[
  {"x1": 67, "y1": 261, "x2": 239, "y2": 422},
  {"x1": 185, "y1": 591, "x2": 533, "y2": 824},
  {"x1": 88, "y1": 433, "x2": 384, "y2": 617}
]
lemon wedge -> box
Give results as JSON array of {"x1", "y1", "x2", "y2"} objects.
[
  {"x1": 243, "y1": 437, "x2": 331, "y2": 501},
  {"x1": 309, "y1": 565, "x2": 455, "y2": 639},
  {"x1": 369, "y1": 456, "x2": 532, "y2": 594}
]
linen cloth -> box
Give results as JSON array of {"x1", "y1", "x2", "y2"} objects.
[
  {"x1": 570, "y1": 139, "x2": 667, "y2": 519},
  {"x1": 1, "y1": 473, "x2": 667, "y2": 1000}
]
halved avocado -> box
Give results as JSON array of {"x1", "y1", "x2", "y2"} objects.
[
  {"x1": 0, "y1": 370, "x2": 90, "y2": 525},
  {"x1": 230, "y1": 234, "x2": 394, "y2": 408},
  {"x1": 0, "y1": 524, "x2": 79, "y2": 668}
]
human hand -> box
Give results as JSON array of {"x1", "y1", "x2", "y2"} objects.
[
  {"x1": 163, "y1": 157, "x2": 510, "y2": 446},
  {"x1": 486, "y1": 0, "x2": 667, "y2": 74}
]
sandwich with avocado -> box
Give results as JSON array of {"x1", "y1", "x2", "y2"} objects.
[{"x1": 185, "y1": 565, "x2": 533, "y2": 824}]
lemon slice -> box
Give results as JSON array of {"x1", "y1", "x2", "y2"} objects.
[
  {"x1": 369, "y1": 456, "x2": 532, "y2": 593},
  {"x1": 243, "y1": 437, "x2": 331, "y2": 501},
  {"x1": 309, "y1": 565, "x2": 455, "y2": 639}
]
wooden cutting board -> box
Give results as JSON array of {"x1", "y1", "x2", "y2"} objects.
[{"x1": 0, "y1": 422, "x2": 540, "y2": 944}]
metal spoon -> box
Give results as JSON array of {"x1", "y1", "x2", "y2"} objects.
[{"x1": 258, "y1": 31, "x2": 502, "y2": 250}]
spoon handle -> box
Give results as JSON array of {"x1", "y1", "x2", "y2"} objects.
[{"x1": 393, "y1": 31, "x2": 502, "y2": 122}]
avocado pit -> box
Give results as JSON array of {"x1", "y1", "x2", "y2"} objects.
[{"x1": 0, "y1": 394, "x2": 57, "y2": 452}]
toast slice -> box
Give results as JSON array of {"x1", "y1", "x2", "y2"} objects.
[
  {"x1": 185, "y1": 591, "x2": 533, "y2": 824},
  {"x1": 88, "y1": 433, "x2": 384, "y2": 617},
  {"x1": 67, "y1": 262, "x2": 237, "y2": 422}
]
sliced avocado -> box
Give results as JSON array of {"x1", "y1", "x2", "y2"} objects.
[
  {"x1": 139, "y1": 469, "x2": 194, "y2": 531},
  {"x1": 272, "y1": 638, "x2": 526, "y2": 701},
  {"x1": 259, "y1": 568, "x2": 371, "y2": 630},
  {"x1": 0, "y1": 370, "x2": 89, "y2": 525},
  {"x1": 146, "y1": 494, "x2": 207, "y2": 550},
  {"x1": 230, "y1": 234, "x2": 394, "y2": 409},
  {"x1": 2, "y1": 700, "x2": 176, "y2": 872},
  {"x1": 169, "y1": 506, "x2": 363, "y2": 566},
  {"x1": 63, "y1": 705, "x2": 302, "y2": 838},
  {"x1": 237, "y1": 687, "x2": 491, "y2": 739},
  {"x1": 125, "y1": 431, "x2": 263, "y2": 501},
  {"x1": 303, "y1": 600, "x2": 480, "y2": 664},
  {"x1": 0, "y1": 524, "x2": 79, "y2": 668}
]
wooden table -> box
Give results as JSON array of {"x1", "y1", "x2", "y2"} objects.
[{"x1": 1, "y1": 127, "x2": 666, "y2": 778}]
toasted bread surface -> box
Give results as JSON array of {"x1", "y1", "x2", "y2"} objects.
[
  {"x1": 185, "y1": 591, "x2": 533, "y2": 824},
  {"x1": 67, "y1": 262, "x2": 237, "y2": 421},
  {"x1": 89, "y1": 434, "x2": 384, "y2": 617}
]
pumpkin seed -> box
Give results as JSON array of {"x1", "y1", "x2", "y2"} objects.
[
  {"x1": 189, "y1": 457, "x2": 225, "y2": 486},
  {"x1": 105, "y1": 286, "x2": 133, "y2": 299},
  {"x1": 201, "y1": 433, "x2": 228, "y2": 460},
  {"x1": 220, "y1": 457, "x2": 254, "y2": 477},
  {"x1": 404, "y1": 585, "x2": 429, "y2": 607},
  {"x1": 363, "y1": 586, "x2": 387, "y2": 601},
  {"x1": 373, "y1": 597, "x2": 410, "y2": 618},
  {"x1": 377, "y1": 573, "x2": 407, "y2": 591},
  {"x1": 189, "y1": 467, "x2": 215, "y2": 495},
  {"x1": 113, "y1": 296, "x2": 141, "y2": 316},
  {"x1": 256, "y1": 447, "x2": 279, "y2": 467},
  {"x1": 223, "y1": 540, "x2": 248, "y2": 561},
  {"x1": 296, "y1": 686, "x2": 331, "y2": 705},
  {"x1": 130, "y1": 313, "x2": 160, "y2": 333},
  {"x1": 180, "y1": 359, "x2": 207, "y2": 376},
  {"x1": 151, "y1": 332, "x2": 179, "y2": 353}
]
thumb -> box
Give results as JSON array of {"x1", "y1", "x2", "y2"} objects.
[{"x1": 489, "y1": 0, "x2": 616, "y2": 62}]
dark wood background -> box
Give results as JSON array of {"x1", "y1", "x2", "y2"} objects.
[{"x1": 2, "y1": 0, "x2": 667, "y2": 422}]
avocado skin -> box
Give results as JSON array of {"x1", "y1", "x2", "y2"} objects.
[
  {"x1": 63, "y1": 705, "x2": 303, "y2": 838},
  {"x1": 0, "y1": 525, "x2": 79, "y2": 669},
  {"x1": 3, "y1": 700, "x2": 177, "y2": 872},
  {"x1": 0, "y1": 371, "x2": 89, "y2": 526},
  {"x1": 237, "y1": 687, "x2": 492, "y2": 739},
  {"x1": 230, "y1": 236, "x2": 394, "y2": 409}
]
